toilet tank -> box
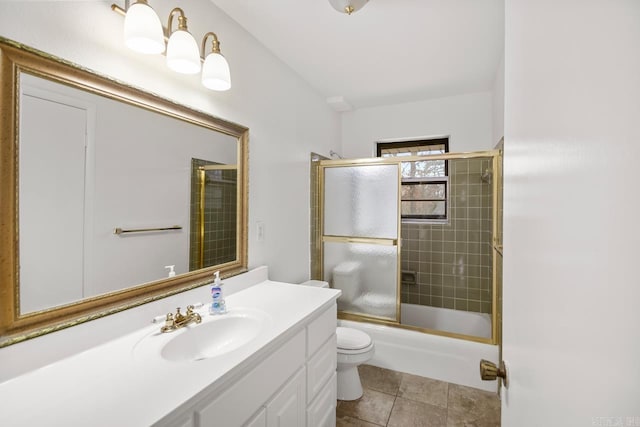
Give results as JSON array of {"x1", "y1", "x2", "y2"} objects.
[{"x1": 332, "y1": 261, "x2": 361, "y2": 303}]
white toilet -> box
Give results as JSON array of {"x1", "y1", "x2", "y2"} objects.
[
  {"x1": 335, "y1": 326, "x2": 375, "y2": 400},
  {"x1": 301, "y1": 279, "x2": 375, "y2": 401}
]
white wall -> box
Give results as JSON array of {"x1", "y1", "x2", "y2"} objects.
[
  {"x1": 340, "y1": 92, "x2": 493, "y2": 158},
  {"x1": 502, "y1": 0, "x2": 640, "y2": 425},
  {"x1": 0, "y1": 0, "x2": 339, "y2": 380},
  {"x1": 492, "y1": 53, "x2": 505, "y2": 145}
]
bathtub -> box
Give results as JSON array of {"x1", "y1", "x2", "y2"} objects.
[
  {"x1": 339, "y1": 304, "x2": 499, "y2": 392},
  {"x1": 400, "y1": 303, "x2": 492, "y2": 339}
]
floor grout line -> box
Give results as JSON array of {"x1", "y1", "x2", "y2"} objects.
[{"x1": 385, "y1": 394, "x2": 397, "y2": 427}]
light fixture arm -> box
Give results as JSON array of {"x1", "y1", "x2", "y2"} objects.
[
  {"x1": 111, "y1": 3, "x2": 127, "y2": 16},
  {"x1": 201, "y1": 32, "x2": 221, "y2": 56},
  {"x1": 167, "y1": 8, "x2": 188, "y2": 34}
]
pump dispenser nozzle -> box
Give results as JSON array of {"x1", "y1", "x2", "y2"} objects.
[{"x1": 165, "y1": 265, "x2": 176, "y2": 278}]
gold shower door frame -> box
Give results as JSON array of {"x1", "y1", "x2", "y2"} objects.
[
  {"x1": 196, "y1": 164, "x2": 238, "y2": 270},
  {"x1": 314, "y1": 150, "x2": 501, "y2": 345},
  {"x1": 318, "y1": 159, "x2": 403, "y2": 323}
]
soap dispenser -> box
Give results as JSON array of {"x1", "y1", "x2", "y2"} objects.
[
  {"x1": 209, "y1": 271, "x2": 227, "y2": 315},
  {"x1": 164, "y1": 265, "x2": 176, "y2": 278}
]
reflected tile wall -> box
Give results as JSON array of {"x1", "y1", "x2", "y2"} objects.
[
  {"x1": 401, "y1": 158, "x2": 493, "y2": 314},
  {"x1": 189, "y1": 159, "x2": 237, "y2": 271}
]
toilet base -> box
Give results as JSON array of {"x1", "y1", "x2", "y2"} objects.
[{"x1": 336, "y1": 365, "x2": 364, "y2": 401}]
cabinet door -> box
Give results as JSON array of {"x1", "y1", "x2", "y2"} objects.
[
  {"x1": 266, "y1": 368, "x2": 306, "y2": 427},
  {"x1": 307, "y1": 373, "x2": 337, "y2": 427},
  {"x1": 244, "y1": 408, "x2": 266, "y2": 427}
]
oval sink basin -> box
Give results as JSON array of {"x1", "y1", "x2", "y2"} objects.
[{"x1": 134, "y1": 309, "x2": 271, "y2": 363}]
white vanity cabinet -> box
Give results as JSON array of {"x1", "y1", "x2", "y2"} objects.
[
  {"x1": 0, "y1": 278, "x2": 341, "y2": 427},
  {"x1": 157, "y1": 303, "x2": 338, "y2": 427}
]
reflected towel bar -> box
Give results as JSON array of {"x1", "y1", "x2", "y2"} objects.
[{"x1": 114, "y1": 225, "x2": 182, "y2": 235}]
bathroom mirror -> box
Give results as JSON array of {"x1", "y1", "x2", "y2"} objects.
[{"x1": 0, "y1": 38, "x2": 249, "y2": 347}]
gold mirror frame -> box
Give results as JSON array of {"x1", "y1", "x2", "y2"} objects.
[{"x1": 0, "y1": 38, "x2": 249, "y2": 347}]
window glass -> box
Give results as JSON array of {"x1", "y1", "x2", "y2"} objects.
[{"x1": 377, "y1": 139, "x2": 449, "y2": 222}]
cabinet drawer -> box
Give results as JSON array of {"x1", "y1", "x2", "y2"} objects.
[
  {"x1": 307, "y1": 373, "x2": 337, "y2": 427},
  {"x1": 196, "y1": 330, "x2": 305, "y2": 427},
  {"x1": 307, "y1": 334, "x2": 336, "y2": 404},
  {"x1": 307, "y1": 304, "x2": 337, "y2": 357}
]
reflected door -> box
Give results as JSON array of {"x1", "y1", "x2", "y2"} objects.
[
  {"x1": 19, "y1": 87, "x2": 89, "y2": 313},
  {"x1": 321, "y1": 162, "x2": 401, "y2": 322}
]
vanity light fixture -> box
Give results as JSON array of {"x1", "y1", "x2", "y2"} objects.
[
  {"x1": 328, "y1": 0, "x2": 369, "y2": 15},
  {"x1": 112, "y1": 1, "x2": 232, "y2": 90},
  {"x1": 165, "y1": 8, "x2": 201, "y2": 75},
  {"x1": 201, "y1": 32, "x2": 231, "y2": 91}
]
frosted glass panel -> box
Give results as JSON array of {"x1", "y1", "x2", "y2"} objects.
[
  {"x1": 324, "y1": 164, "x2": 398, "y2": 239},
  {"x1": 324, "y1": 241, "x2": 398, "y2": 321}
]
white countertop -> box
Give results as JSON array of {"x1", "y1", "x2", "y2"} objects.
[{"x1": 0, "y1": 281, "x2": 340, "y2": 426}]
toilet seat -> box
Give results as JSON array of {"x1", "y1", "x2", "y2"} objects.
[{"x1": 337, "y1": 327, "x2": 373, "y2": 354}]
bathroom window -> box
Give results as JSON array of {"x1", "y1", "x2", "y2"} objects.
[{"x1": 377, "y1": 138, "x2": 449, "y2": 222}]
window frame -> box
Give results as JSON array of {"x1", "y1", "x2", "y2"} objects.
[{"x1": 376, "y1": 138, "x2": 450, "y2": 223}]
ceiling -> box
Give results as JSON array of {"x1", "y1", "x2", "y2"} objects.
[{"x1": 209, "y1": 0, "x2": 504, "y2": 110}]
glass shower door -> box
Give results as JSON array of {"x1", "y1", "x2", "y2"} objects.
[{"x1": 321, "y1": 162, "x2": 401, "y2": 322}]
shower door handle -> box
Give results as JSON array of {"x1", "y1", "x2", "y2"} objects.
[{"x1": 479, "y1": 359, "x2": 508, "y2": 387}]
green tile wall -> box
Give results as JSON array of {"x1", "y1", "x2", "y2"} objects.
[{"x1": 401, "y1": 158, "x2": 493, "y2": 314}]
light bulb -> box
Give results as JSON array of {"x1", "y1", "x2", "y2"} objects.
[
  {"x1": 123, "y1": 1, "x2": 165, "y2": 54},
  {"x1": 166, "y1": 30, "x2": 201, "y2": 74},
  {"x1": 202, "y1": 52, "x2": 231, "y2": 91}
]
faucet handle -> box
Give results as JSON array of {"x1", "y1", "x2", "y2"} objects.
[
  {"x1": 160, "y1": 312, "x2": 177, "y2": 333},
  {"x1": 152, "y1": 312, "x2": 174, "y2": 324}
]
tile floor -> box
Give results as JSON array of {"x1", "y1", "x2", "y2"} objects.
[{"x1": 336, "y1": 365, "x2": 501, "y2": 427}]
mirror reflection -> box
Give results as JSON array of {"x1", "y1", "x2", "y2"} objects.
[
  {"x1": 189, "y1": 161, "x2": 238, "y2": 271},
  {"x1": 19, "y1": 73, "x2": 239, "y2": 314}
]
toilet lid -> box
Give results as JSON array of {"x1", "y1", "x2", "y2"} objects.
[{"x1": 336, "y1": 327, "x2": 372, "y2": 351}]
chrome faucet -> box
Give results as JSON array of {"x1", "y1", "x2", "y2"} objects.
[{"x1": 160, "y1": 305, "x2": 202, "y2": 333}]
